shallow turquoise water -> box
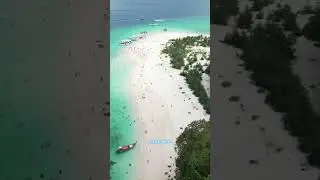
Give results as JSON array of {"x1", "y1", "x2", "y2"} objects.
[{"x1": 110, "y1": 16, "x2": 209, "y2": 180}]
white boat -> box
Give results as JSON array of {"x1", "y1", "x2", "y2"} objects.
[
  {"x1": 149, "y1": 23, "x2": 159, "y2": 26},
  {"x1": 130, "y1": 34, "x2": 144, "y2": 41},
  {"x1": 154, "y1": 19, "x2": 165, "y2": 22},
  {"x1": 129, "y1": 36, "x2": 137, "y2": 41},
  {"x1": 120, "y1": 39, "x2": 132, "y2": 45},
  {"x1": 129, "y1": 36, "x2": 139, "y2": 41},
  {"x1": 116, "y1": 141, "x2": 137, "y2": 153}
]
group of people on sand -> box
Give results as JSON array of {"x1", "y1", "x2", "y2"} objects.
[
  {"x1": 128, "y1": 46, "x2": 149, "y2": 56},
  {"x1": 120, "y1": 31, "x2": 148, "y2": 46}
]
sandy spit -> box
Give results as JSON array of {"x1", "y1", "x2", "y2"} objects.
[{"x1": 118, "y1": 31, "x2": 210, "y2": 180}]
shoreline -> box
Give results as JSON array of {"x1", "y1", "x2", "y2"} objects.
[{"x1": 120, "y1": 31, "x2": 210, "y2": 179}]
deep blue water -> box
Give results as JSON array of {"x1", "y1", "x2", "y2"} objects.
[{"x1": 110, "y1": 0, "x2": 209, "y2": 28}]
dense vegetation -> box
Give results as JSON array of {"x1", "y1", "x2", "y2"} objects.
[
  {"x1": 303, "y1": 12, "x2": 320, "y2": 43},
  {"x1": 256, "y1": 11, "x2": 264, "y2": 19},
  {"x1": 223, "y1": 28, "x2": 248, "y2": 48},
  {"x1": 237, "y1": 5, "x2": 253, "y2": 29},
  {"x1": 223, "y1": 15, "x2": 320, "y2": 168},
  {"x1": 210, "y1": 0, "x2": 239, "y2": 25},
  {"x1": 297, "y1": 4, "x2": 319, "y2": 15},
  {"x1": 205, "y1": 62, "x2": 210, "y2": 74},
  {"x1": 175, "y1": 119, "x2": 210, "y2": 180},
  {"x1": 250, "y1": 0, "x2": 274, "y2": 12},
  {"x1": 162, "y1": 35, "x2": 209, "y2": 69},
  {"x1": 181, "y1": 68, "x2": 210, "y2": 114},
  {"x1": 267, "y1": 4, "x2": 300, "y2": 33},
  {"x1": 162, "y1": 36, "x2": 210, "y2": 114}
]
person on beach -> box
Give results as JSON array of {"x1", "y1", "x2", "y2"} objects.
[
  {"x1": 240, "y1": 103, "x2": 245, "y2": 111},
  {"x1": 100, "y1": 76, "x2": 103, "y2": 82}
]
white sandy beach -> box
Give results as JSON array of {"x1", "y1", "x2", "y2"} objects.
[{"x1": 119, "y1": 32, "x2": 210, "y2": 180}]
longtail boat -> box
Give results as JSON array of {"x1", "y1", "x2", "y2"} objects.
[{"x1": 116, "y1": 141, "x2": 137, "y2": 153}]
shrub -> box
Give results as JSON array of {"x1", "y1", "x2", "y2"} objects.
[
  {"x1": 256, "y1": 11, "x2": 264, "y2": 19},
  {"x1": 204, "y1": 63, "x2": 210, "y2": 74},
  {"x1": 211, "y1": 0, "x2": 239, "y2": 25},
  {"x1": 221, "y1": 81, "x2": 232, "y2": 88},
  {"x1": 185, "y1": 69, "x2": 210, "y2": 114},
  {"x1": 251, "y1": 0, "x2": 272, "y2": 11},
  {"x1": 303, "y1": 12, "x2": 320, "y2": 43},
  {"x1": 237, "y1": 6, "x2": 253, "y2": 29},
  {"x1": 222, "y1": 29, "x2": 248, "y2": 48},
  {"x1": 229, "y1": 96, "x2": 240, "y2": 102}
]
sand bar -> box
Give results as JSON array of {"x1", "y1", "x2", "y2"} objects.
[{"x1": 119, "y1": 31, "x2": 210, "y2": 180}]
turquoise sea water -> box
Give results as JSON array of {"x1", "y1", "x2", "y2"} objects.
[{"x1": 110, "y1": 16, "x2": 209, "y2": 180}]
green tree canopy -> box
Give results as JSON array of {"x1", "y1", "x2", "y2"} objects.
[
  {"x1": 303, "y1": 12, "x2": 320, "y2": 43},
  {"x1": 175, "y1": 120, "x2": 210, "y2": 180}
]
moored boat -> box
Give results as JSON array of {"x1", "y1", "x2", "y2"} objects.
[
  {"x1": 116, "y1": 141, "x2": 137, "y2": 153},
  {"x1": 154, "y1": 19, "x2": 165, "y2": 22},
  {"x1": 120, "y1": 39, "x2": 132, "y2": 45},
  {"x1": 129, "y1": 35, "x2": 143, "y2": 41},
  {"x1": 129, "y1": 37, "x2": 137, "y2": 41}
]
